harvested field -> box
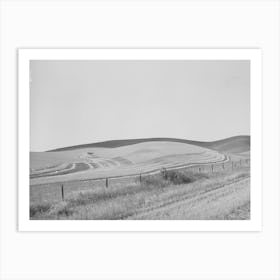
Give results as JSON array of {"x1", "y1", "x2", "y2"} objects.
[
  {"x1": 30, "y1": 141, "x2": 227, "y2": 185},
  {"x1": 30, "y1": 166, "x2": 250, "y2": 220},
  {"x1": 30, "y1": 137, "x2": 250, "y2": 220}
]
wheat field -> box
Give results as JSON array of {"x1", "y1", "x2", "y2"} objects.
[{"x1": 30, "y1": 137, "x2": 250, "y2": 220}]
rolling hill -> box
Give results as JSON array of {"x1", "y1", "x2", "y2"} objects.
[
  {"x1": 30, "y1": 136, "x2": 249, "y2": 185},
  {"x1": 48, "y1": 135, "x2": 250, "y2": 154}
]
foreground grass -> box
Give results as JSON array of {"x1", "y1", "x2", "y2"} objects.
[
  {"x1": 217, "y1": 202, "x2": 250, "y2": 220},
  {"x1": 30, "y1": 168, "x2": 250, "y2": 220}
]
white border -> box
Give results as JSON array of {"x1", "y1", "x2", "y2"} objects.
[{"x1": 18, "y1": 49, "x2": 262, "y2": 232}]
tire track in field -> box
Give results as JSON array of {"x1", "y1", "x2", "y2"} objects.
[
  {"x1": 30, "y1": 162, "x2": 92, "y2": 178},
  {"x1": 124, "y1": 176, "x2": 250, "y2": 220},
  {"x1": 31, "y1": 154, "x2": 230, "y2": 186}
]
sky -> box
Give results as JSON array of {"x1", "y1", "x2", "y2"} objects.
[{"x1": 30, "y1": 60, "x2": 250, "y2": 152}]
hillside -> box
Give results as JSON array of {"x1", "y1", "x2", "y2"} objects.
[
  {"x1": 30, "y1": 141, "x2": 226, "y2": 185},
  {"x1": 48, "y1": 135, "x2": 250, "y2": 154}
]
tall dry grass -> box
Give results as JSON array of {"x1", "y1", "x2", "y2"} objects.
[{"x1": 30, "y1": 167, "x2": 250, "y2": 220}]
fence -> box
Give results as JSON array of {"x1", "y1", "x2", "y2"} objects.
[{"x1": 30, "y1": 157, "x2": 250, "y2": 205}]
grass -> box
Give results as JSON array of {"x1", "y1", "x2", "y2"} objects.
[
  {"x1": 30, "y1": 140, "x2": 227, "y2": 186},
  {"x1": 30, "y1": 166, "x2": 250, "y2": 220},
  {"x1": 30, "y1": 202, "x2": 52, "y2": 218},
  {"x1": 217, "y1": 202, "x2": 250, "y2": 220},
  {"x1": 161, "y1": 169, "x2": 209, "y2": 184},
  {"x1": 30, "y1": 170, "x2": 199, "y2": 219}
]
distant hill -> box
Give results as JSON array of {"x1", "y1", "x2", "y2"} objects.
[
  {"x1": 48, "y1": 135, "x2": 250, "y2": 154},
  {"x1": 202, "y1": 136, "x2": 250, "y2": 153}
]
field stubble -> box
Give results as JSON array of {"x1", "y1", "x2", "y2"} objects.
[{"x1": 30, "y1": 163, "x2": 250, "y2": 220}]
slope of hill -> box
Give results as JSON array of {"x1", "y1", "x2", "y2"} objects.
[
  {"x1": 30, "y1": 141, "x2": 226, "y2": 185},
  {"x1": 48, "y1": 135, "x2": 250, "y2": 154},
  {"x1": 203, "y1": 136, "x2": 250, "y2": 153}
]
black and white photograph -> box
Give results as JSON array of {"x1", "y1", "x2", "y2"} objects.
[
  {"x1": 2, "y1": 1, "x2": 279, "y2": 279},
  {"x1": 28, "y1": 55, "x2": 251, "y2": 221}
]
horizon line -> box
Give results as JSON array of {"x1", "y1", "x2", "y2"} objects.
[{"x1": 30, "y1": 134, "x2": 250, "y2": 153}]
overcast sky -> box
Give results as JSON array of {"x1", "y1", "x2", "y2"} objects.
[{"x1": 30, "y1": 60, "x2": 250, "y2": 152}]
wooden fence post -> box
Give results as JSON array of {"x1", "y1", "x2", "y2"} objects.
[
  {"x1": 139, "y1": 173, "x2": 142, "y2": 183},
  {"x1": 211, "y1": 164, "x2": 214, "y2": 173},
  {"x1": 61, "y1": 184, "x2": 64, "y2": 201},
  {"x1": 106, "y1": 178, "x2": 109, "y2": 188},
  {"x1": 222, "y1": 163, "x2": 225, "y2": 170},
  {"x1": 198, "y1": 167, "x2": 201, "y2": 173}
]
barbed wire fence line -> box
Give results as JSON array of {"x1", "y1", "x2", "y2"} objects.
[{"x1": 30, "y1": 157, "x2": 250, "y2": 204}]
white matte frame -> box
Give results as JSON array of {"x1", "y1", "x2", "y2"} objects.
[
  {"x1": 18, "y1": 48, "x2": 262, "y2": 232},
  {"x1": 1, "y1": 1, "x2": 279, "y2": 279}
]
